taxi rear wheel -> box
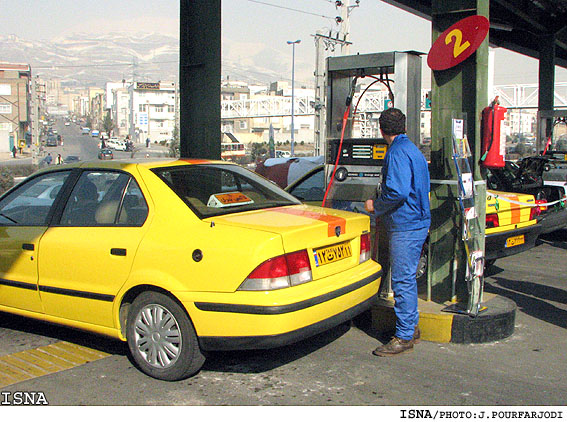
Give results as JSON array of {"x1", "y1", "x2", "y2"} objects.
[{"x1": 126, "y1": 291, "x2": 205, "y2": 381}]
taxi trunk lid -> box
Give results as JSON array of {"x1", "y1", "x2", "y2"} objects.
[
  {"x1": 486, "y1": 190, "x2": 536, "y2": 232},
  {"x1": 209, "y1": 204, "x2": 370, "y2": 280}
]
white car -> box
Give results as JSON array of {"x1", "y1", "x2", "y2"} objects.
[{"x1": 107, "y1": 138, "x2": 127, "y2": 151}]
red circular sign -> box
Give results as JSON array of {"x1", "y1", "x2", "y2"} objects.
[{"x1": 427, "y1": 15, "x2": 489, "y2": 71}]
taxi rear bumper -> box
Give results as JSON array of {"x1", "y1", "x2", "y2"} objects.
[
  {"x1": 192, "y1": 268, "x2": 381, "y2": 351},
  {"x1": 485, "y1": 224, "x2": 542, "y2": 260}
]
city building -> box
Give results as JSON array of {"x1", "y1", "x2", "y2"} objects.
[
  {"x1": 129, "y1": 81, "x2": 176, "y2": 143},
  {"x1": 0, "y1": 63, "x2": 31, "y2": 152},
  {"x1": 112, "y1": 86, "x2": 131, "y2": 137}
]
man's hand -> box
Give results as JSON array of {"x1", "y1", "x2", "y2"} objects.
[{"x1": 365, "y1": 199, "x2": 375, "y2": 213}]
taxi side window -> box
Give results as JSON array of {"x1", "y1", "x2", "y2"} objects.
[
  {"x1": 117, "y1": 178, "x2": 148, "y2": 226},
  {"x1": 59, "y1": 171, "x2": 147, "y2": 227},
  {"x1": 0, "y1": 171, "x2": 71, "y2": 226}
]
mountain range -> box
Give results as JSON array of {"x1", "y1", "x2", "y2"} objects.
[{"x1": 0, "y1": 33, "x2": 300, "y2": 88}]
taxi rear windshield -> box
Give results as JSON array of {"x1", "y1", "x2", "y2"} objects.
[{"x1": 153, "y1": 164, "x2": 300, "y2": 218}]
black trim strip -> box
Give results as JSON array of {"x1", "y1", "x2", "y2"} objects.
[
  {"x1": 194, "y1": 269, "x2": 382, "y2": 315},
  {"x1": 0, "y1": 278, "x2": 38, "y2": 291},
  {"x1": 38, "y1": 285, "x2": 115, "y2": 302},
  {"x1": 199, "y1": 294, "x2": 378, "y2": 351}
]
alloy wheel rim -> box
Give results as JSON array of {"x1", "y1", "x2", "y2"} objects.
[{"x1": 134, "y1": 304, "x2": 182, "y2": 369}]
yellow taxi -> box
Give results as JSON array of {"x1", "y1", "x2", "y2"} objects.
[
  {"x1": 0, "y1": 159, "x2": 381, "y2": 381},
  {"x1": 484, "y1": 190, "x2": 541, "y2": 263}
]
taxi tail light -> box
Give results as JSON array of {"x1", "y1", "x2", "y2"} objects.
[
  {"x1": 486, "y1": 213, "x2": 499, "y2": 228},
  {"x1": 238, "y1": 250, "x2": 312, "y2": 291},
  {"x1": 533, "y1": 199, "x2": 546, "y2": 217},
  {"x1": 359, "y1": 233, "x2": 371, "y2": 263}
]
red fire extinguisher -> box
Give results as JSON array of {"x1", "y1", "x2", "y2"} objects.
[{"x1": 480, "y1": 96, "x2": 507, "y2": 168}]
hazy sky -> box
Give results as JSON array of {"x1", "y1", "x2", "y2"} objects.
[{"x1": 1, "y1": 0, "x2": 564, "y2": 86}]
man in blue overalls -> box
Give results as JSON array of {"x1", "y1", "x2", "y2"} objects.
[{"x1": 365, "y1": 107, "x2": 430, "y2": 356}]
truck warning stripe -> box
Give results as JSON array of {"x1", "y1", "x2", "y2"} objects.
[
  {"x1": 269, "y1": 207, "x2": 347, "y2": 237},
  {"x1": 0, "y1": 341, "x2": 110, "y2": 388}
]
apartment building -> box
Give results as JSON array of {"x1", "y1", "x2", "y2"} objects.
[
  {"x1": 0, "y1": 63, "x2": 31, "y2": 152},
  {"x1": 112, "y1": 86, "x2": 131, "y2": 137},
  {"x1": 129, "y1": 81, "x2": 176, "y2": 143}
]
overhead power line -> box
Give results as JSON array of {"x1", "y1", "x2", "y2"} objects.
[{"x1": 247, "y1": 0, "x2": 335, "y2": 20}]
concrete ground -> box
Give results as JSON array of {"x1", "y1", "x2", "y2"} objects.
[{"x1": 0, "y1": 230, "x2": 565, "y2": 407}]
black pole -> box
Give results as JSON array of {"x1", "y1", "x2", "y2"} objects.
[{"x1": 179, "y1": 0, "x2": 222, "y2": 159}]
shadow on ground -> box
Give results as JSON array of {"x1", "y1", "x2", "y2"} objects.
[{"x1": 0, "y1": 311, "x2": 127, "y2": 355}]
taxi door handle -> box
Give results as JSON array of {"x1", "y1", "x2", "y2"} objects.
[
  {"x1": 110, "y1": 248, "x2": 127, "y2": 256},
  {"x1": 22, "y1": 243, "x2": 34, "y2": 251}
]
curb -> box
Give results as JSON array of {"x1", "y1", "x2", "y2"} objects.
[{"x1": 371, "y1": 293, "x2": 516, "y2": 344}]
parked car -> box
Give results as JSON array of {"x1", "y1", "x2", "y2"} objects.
[
  {"x1": 107, "y1": 137, "x2": 127, "y2": 151},
  {"x1": 0, "y1": 159, "x2": 381, "y2": 381},
  {"x1": 91, "y1": 130, "x2": 100, "y2": 138},
  {"x1": 46, "y1": 136, "x2": 57, "y2": 147},
  {"x1": 81, "y1": 127, "x2": 90, "y2": 135},
  {"x1": 282, "y1": 162, "x2": 541, "y2": 272},
  {"x1": 97, "y1": 148, "x2": 113, "y2": 160},
  {"x1": 486, "y1": 156, "x2": 567, "y2": 234},
  {"x1": 63, "y1": 155, "x2": 81, "y2": 164}
]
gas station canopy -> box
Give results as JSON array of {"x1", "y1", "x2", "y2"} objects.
[{"x1": 383, "y1": 0, "x2": 567, "y2": 68}]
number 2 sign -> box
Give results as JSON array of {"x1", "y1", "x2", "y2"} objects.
[{"x1": 427, "y1": 15, "x2": 489, "y2": 71}]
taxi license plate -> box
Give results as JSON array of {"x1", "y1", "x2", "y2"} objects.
[
  {"x1": 506, "y1": 235, "x2": 525, "y2": 248},
  {"x1": 314, "y1": 242, "x2": 352, "y2": 267}
]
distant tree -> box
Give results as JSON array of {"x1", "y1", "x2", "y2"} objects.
[
  {"x1": 86, "y1": 116, "x2": 93, "y2": 129},
  {"x1": 169, "y1": 126, "x2": 180, "y2": 157},
  {"x1": 0, "y1": 167, "x2": 14, "y2": 195},
  {"x1": 102, "y1": 112, "x2": 114, "y2": 136},
  {"x1": 251, "y1": 142, "x2": 268, "y2": 161},
  {"x1": 515, "y1": 142, "x2": 527, "y2": 157}
]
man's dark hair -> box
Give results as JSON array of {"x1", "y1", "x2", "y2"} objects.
[{"x1": 379, "y1": 107, "x2": 406, "y2": 136}]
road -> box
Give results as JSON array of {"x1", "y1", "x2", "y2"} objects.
[
  {"x1": 0, "y1": 230, "x2": 566, "y2": 407},
  {"x1": 0, "y1": 119, "x2": 169, "y2": 167}
]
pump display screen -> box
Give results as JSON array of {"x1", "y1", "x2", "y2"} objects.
[{"x1": 328, "y1": 138, "x2": 388, "y2": 166}]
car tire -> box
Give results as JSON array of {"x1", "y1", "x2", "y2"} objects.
[{"x1": 126, "y1": 291, "x2": 205, "y2": 381}]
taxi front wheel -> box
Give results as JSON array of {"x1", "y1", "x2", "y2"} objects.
[{"x1": 126, "y1": 291, "x2": 205, "y2": 381}]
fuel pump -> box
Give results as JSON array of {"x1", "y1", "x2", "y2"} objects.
[{"x1": 323, "y1": 51, "x2": 423, "y2": 300}]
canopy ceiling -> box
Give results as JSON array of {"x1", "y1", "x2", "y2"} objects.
[{"x1": 383, "y1": 0, "x2": 567, "y2": 68}]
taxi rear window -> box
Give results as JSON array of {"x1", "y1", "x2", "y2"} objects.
[{"x1": 153, "y1": 164, "x2": 300, "y2": 218}]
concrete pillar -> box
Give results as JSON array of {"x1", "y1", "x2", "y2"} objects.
[
  {"x1": 179, "y1": 0, "x2": 221, "y2": 159},
  {"x1": 538, "y1": 33, "x2": 556, "y2": 146}
]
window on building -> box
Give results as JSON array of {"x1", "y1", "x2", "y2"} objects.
[
  {"x1": 239, "y1": 120, "x2": 247, "y2": 130},
  {"x1": 139, "y1": 104, "x2": 147, "y2": 112},
  {"x1": 168, "y1": 105, "x2": 175, "y2": 113},
  {"x1": 0, "y1": 85, "x2": 11, "y2": 96},
  {"x1": 0, "y1": 104, "x2": 12, "y2": 114},
  {"x1": 155, "y1": 106, "x2": 163, "y2": 113}
]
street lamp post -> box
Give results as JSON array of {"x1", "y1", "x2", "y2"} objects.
[{"x1": 287, "y1": 39, "x2": 301, "y2": 157}]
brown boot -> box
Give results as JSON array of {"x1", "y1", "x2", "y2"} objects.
[
  {"x1": 413, "y1": 326, "x2": 421, "y2": 344},
  {"x1": 372, "y1": 337, "x2": 413, "y2": 357}
]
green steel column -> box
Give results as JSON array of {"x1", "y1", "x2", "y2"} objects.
[
  {"x1": 428, "y1": 0, "x2": 488, "y2": 303},
  {"x1": 179, "y1": 0, "x2": 221, "y2": 159}
]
